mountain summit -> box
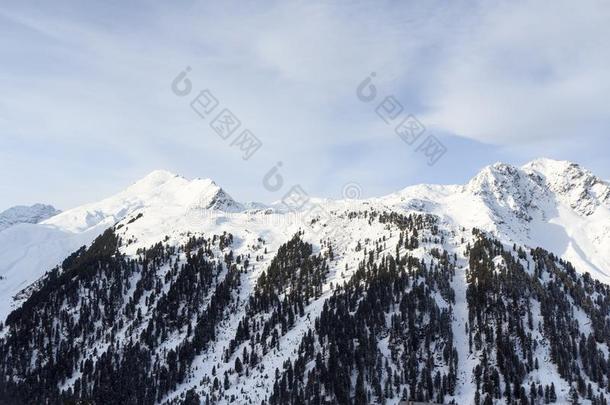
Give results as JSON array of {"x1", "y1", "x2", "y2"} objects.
[
  {"x1": 0, "y1": 203, "x2": 60, "y2": 232},
  {"x1": 524, "y1": 158, "x2": 610, "y2": 216},
  {"x1": 126, "y1": 170, "x2": 242, "y2": 211},
  {"x1": 42, "y1": 170, "x2": 243, "y2": 234}
]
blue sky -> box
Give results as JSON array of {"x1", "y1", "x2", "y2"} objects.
[{"x1": 1, "y1": 0, "x2": 609, "y2": 211}]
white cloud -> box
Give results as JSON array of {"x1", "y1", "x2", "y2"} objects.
[{"x1": 422, "y1": 0, "x2": 610, "y2": 144}]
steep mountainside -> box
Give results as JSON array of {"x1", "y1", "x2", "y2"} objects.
[{"x1": 0, "y1": 159, "x2": 608, "y2": 405}]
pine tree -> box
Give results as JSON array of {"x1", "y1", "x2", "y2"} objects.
[
  {"x1": 355, "y1": 372, "x2": 367, "y2": 405},
  {"x1": 570, "y1": 386, "x2": 580, "y2": 405}
]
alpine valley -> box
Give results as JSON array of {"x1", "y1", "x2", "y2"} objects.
[{"x1": 0, "y1": 158, "x2": 609, "y2": 405}]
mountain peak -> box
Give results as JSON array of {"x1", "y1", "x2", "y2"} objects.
[
  {"x1": 42, "y1": 171, "x2": 242, "y2": 234},
  {"x1": 126, "y1": 171, "x2": 242, "y2": 210},
  {"x1": 523, "y1": 158, "x2": 609, "y2": 216},
  {"x1": 142, "y1": 169, "x2": 179, "y2": 180},
  {"x1": 466, "y1": 162, "x2": 522, "y2": 193},
  {"x1": 522, "y1": 157, "x2": 576, "y2": 172},
  {"x1": 464, "y1": 162, "x2": 544, "y2": 226},
  {"x1": 0, "y1": 204, "x2": 61, "y2": 232},
  {"x1": 190, "y1": 179, "x2": 243, "y2": 212},
  {"x1": 462, "y1": 158, "x2": 610, "y2": 226},
  {"x1": 128, "y1": 170, "x2": 183, "y2": 191}
]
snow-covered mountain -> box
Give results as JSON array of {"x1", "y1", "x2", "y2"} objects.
[
  {"x1": 0, "y1": 158, "x2": 608, "y2": 405},
  {"x1": 0, "y1": 171, "x2": 241, "y2": 318},
  {"x1": 382, "y1": 158, "x2": 610, "y2": 283},
  {"x1": 0, "y1": 203, "x2": 60, "y2": 232}
]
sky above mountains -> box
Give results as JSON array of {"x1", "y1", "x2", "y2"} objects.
[{"x1": 1, "y1": 0, "x2": 609, "y2": 211}]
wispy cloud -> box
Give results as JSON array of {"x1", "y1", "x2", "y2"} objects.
[{"x1": 422, "y1": 0, "x2": 610, "y2": 144}]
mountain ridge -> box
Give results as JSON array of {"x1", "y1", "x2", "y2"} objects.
[
  {"x1": 0, "y1": 158, "x2": 608, "y2": 405},
  {"x1": 1, "y1": 158, "x2": 608, "y2": 323}
]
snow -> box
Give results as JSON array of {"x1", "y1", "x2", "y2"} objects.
[
  {"x1": 0, "y1": 222, "x2": 106, "y2": 320},
  {"x1": 451, "y1": 264, "x2": 477, "y2": 405}
]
